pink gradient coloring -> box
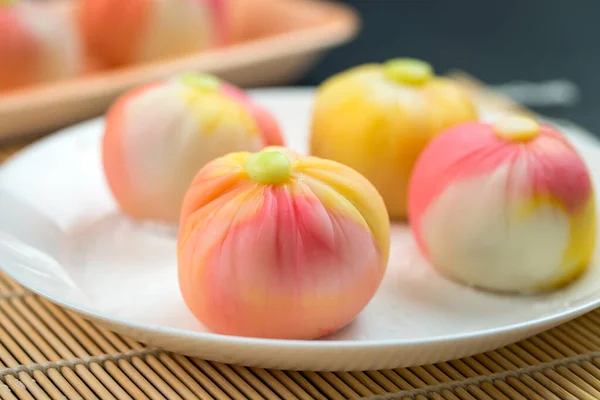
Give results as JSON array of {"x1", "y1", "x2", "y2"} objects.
[
  {"x1": 181, "y1": 189, "x2": 382, "y2": 339},
  {"x1": 177, "y1": 148, "x2": 390, "y2": 340},
  {"x1": 221, "y1": 83, "x2": 284, "y2": 147},
  {"x1": 205, "y1": 0, "x2": 228, "y2": 45},
  {"x1": 0, "y1": 3, "x2": 81, "y2": 92},
  {"x1": 102, "y1": 76, "x2": 284, "y2": 223},
  {"x1": 528, "y1": 130, "x2": 592, "y2": 213},
  {"x1": 408, "y1": 121, "x2": 593, "y2": 258},
  {"x1": 79, "y1": 0, "x2": 226, "y2": 66},
  {"x1": 0, "y1": 8, "x2": 39, "y2": 91},
  {"x1": 102, "y1": 83, "x2": 160, "y2": 221}
]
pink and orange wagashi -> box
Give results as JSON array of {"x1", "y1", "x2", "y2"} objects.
[
  {"x1": 78, "y1": 0, "x2": 226, "y2": 66},
  {"x1": 102, "y1": 73, "x2": 283, "y2": 223},
  {"x1": 409, "y1": 115, "x2": 596, "y2": 293},
  {"x1": 0, "y1": 0, "x2": 82, "y2": 92},
  {"x1": 177, "y1": 147, "x2": 390, "y2": 339}
]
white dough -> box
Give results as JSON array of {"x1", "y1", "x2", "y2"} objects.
[
  {"x1": 420, "y1": 160, "x2": 571, "y2": 293},
  {"x1": 18, "y1": 3, "x2": 82, "y2": 81},
  {"x1": 121, "y1": 84, "x2": 263, "y2": 220},
  {"x1": 136, "y1": 0, "x2": 213, "y2": 63}
]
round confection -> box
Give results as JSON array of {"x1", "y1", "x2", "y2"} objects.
[
  {"x1": 0, "y1": 0, "x2": 81, "y2": 91},
  {"x1": 78, "y1": 0, "x2": 226, "y2": 66},
  {"x1": 177, "y1": 147, "x2": 390, "y2": 339},
  {"x1": 310, "y1": 58, "x2": 478, "y2": 219},
  {"x1": 102, "y1": 73, "x2": 284, "y2": 223},
  {"x1": 408, "y1": 115, "x2": 596, "y2": 293}
]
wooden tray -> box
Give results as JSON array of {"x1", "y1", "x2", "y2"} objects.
[{"x1": 0, "y1": 0, "x2": 359, "y2": 140}]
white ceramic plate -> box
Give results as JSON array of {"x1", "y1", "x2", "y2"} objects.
[{"x1": 1, "y1": 88, "x2": 600, "y2": 372}]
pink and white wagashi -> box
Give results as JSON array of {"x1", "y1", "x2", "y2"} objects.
[
  {"x1": 177, "y1": 147, "x2": 390, "y2": 339},
  {"x1": 102, "y1": 73, "x2": 284, "y2": 224},
  {"x1": 0, "y1": 0, "x2": 81, "y2": 91},
  {"x1": 78, "y1": 0, "x2": 226, "y2": 66},
  {"x1": 408, "y1": 115, "x2": 596, "y2": 293}
]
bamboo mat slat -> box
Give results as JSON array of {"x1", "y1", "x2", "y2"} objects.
[{"x1": 2, "y1": 141, "x2": 600, "y2": 400}]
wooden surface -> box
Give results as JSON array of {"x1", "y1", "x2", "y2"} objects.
[
  {"x1": 2, "y1": 142, "x2": 600, "y2": 399},
  {"x1": 0, "y1": 0, "x2": 359, "y2": 140}
]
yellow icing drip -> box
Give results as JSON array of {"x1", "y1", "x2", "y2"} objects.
[
  {"x1": 182, "y1": 90, "x2": 259, "y2": 137},
  {"x1": 383, "y1": 58, "x2": 433, "y2": 86},
  {"x1": 549, "y1": 196, "x2": 596, "y2": 289},
  {"x1": 295, "y1": 156, "x2": 391, "y2": 263},
  {"x1": 244, "y1": 150, "x2": 292, "y2": 184},
  {"x1": 494, "y1": 115, "x2": 540, "y2": 141},
  {"x1": 516, "y1": 195, "x2": 596, "y2": 290}
]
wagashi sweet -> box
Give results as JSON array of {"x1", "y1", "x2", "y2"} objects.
[
  {"x1": 310, "y1": 58, "x2": 477, "y2": 218},
  {"x1": 78, "y1": 0, "x2": 225, "y2": 66},
  {"x1": 102, "y1": 73, "x2": 283, "y2": 223},
  {"x1": 177, "y1": 147, "x2": 390, "y2": 339},
  {"x1": 0, "y1": 0, "x2": 81, "y2": 91},
  {"x1": 408, "y1": 115, "x2": 596, "y2": 293}
]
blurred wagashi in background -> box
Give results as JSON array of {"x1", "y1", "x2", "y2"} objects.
[
  {"x1": 78, "y1": 0, "x2": 226, "y2": 66},
  {"x1": 177, "y1": 147, "x2": 390, "y2": 339},
  {"x1": 310, "y1": 58, "x2": 477, "y2": 219},
  {"x1": 408, "y1": 115, "x2": 596, "y2": 293},
  {"x1": 0, "y1": 0, "x2": 82, "y2": 91},
  {"x1": 102, "y1": 72, "x2": 283, "y2": 224}
]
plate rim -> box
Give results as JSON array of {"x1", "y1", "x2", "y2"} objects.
[{"x1": 1, "y1": 87, "x2": 600, "y2": 352}]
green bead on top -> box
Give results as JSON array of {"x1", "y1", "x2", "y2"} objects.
[
  {"x1": 180, "y1": 72, "x2": 221, "y2": 92},
  {"x1": 245, "y1": 150, "x2": 292, "y2": 185},
  {"x1": 383, "y1": 58, "x2": 433, "y2": 86}
]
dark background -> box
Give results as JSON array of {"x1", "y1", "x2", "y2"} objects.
[{"x1": 296, "y1": 0, "x2": 600, "y2": 135}]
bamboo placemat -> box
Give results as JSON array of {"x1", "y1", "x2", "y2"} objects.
[
  {"x1": 1, "y1": 139, "x2": 600, "y2": 400},
  {"x1": 4, "y1": 267, "x2": 600, "y2": 400}
]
